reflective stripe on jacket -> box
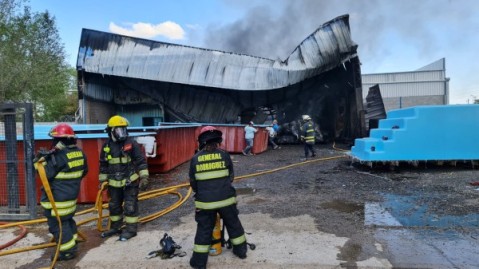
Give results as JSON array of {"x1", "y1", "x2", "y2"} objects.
[
  {"x1": 99, "y1": 137, "x2": 149, "y2": 188},
  {"x1": 39, "y1": 145, "x2": 88, "y2": 207},
  {"x1": 302, "y1": 122, "x2": 315, "y2": 144},
  {"x1": 189, "y1": 148, "x2": 236, "y2": 210}
]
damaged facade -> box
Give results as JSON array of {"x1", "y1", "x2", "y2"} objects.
[{"x1": 76, "y1": 14, "x2": 365, "y2": 142}]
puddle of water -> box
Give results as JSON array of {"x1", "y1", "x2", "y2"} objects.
[
  {"x1": 320, "y1": 200, "x2": 363, "y2": 213},
  {"x1": 366, "y1": 193, "x2": 479, "y2": 268},
  {"x1": 374, "y1": 228, "x2": 479, "y2": 268},
  {"x1": 365, "y1": 203, "x2": 402, "y2": 227},
  {"x1": 379, "y1": 193, "x2": 479, "y2": 228}
]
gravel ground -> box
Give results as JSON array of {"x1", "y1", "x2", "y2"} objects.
[{"x1": 2, "y1": 143, "x2": 479, "y2": 268}]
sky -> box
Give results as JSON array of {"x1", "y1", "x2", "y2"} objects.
[{"x1": 29, "y1": 0, "x2": 479, "y2": 104}]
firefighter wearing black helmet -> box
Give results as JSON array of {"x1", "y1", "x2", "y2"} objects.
[
  {"x1": 99, "y1": 115, "x2": 149, "y2": 241},
  {"x1": 34, "y1": 123, "x2": 88, "y2": 261},
  {"x1": 189, "y1": 126, "x2": 247, "y2": 269}
]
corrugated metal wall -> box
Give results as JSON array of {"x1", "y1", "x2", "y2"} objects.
[
  {"x1": 362, "y1": 81, "x2": 447, "y2": 98},
  {"x1": 77, "y1": 15, "x2": 357, "y2": 91},
  {"x1": 77, "y1": 15, "x2": 366, "y2": 141},
  {"x1": 361, "y1": 58, "x2": 449, "y2": 111},
  {"x1": 382, "y1": 95, "x2": 446, "y2": 111},
  {"x1": 362, "y1": 70, "x2": 445, "y2": 85}
]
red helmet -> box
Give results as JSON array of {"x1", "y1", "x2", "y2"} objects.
[
  {"x1": 199, "y1": 126, "x2": 219, "y2": 136},
  {"x1": 49, "y1": 123, "x2": 76, "y2": 138},
  {"x1": 198, "y1": 126, "x2": 222, "y2": 148}
]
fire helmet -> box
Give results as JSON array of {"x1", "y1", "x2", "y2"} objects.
[
  {"x1": 198, "y1": 126, "x2": 223, "y2": 149},
  {"x1": 107, "y1": 115, "x2": 129, "y2": 141},
  {"x1": 302, "y1": 115, "x2": 311, "y2": 121},
  {"x1": 49, "y1": 123, "x2": 76, "y2": 138},
  {"x1": 107, "y1": 115, "x2": 129, "y2": 127}
]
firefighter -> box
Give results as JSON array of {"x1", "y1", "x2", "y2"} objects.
[
  {"x1": 99, "y1": 115, "x2": 149, "y2": 241},
  {"x1": 189, "y1": 126, "x2": 247, "y2": 269},
  {"x1": 34, "y1": 123, "x2": 88, "y2": 261},
  {"x1": 301, "y1": 115, "x2": 316, "y2": 159}
]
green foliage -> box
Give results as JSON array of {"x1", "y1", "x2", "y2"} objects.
[{"x1": 0, "y1": 0, "x2": 77, "y2": 121}]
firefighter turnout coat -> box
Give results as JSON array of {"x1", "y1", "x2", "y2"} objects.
[
  {"x1": 38, "y1": 145, "x2": 88, "y2": 253},
  {"x1": 189, "y1": 148, "x2": 247, "y2": 267},
  {"x1": 98, "y1": 137, "x2": 148, "y2": 231}
]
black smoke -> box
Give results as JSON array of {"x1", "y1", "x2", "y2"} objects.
[{"x1": 203, "y1": 0, "x2": 476, "y2": 70}]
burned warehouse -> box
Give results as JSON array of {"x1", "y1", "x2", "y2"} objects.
[{"x1": 76, "y1": 14, "x2": 365, "y2": 142}]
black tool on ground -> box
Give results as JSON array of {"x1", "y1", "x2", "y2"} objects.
[{"x1": 146, "y1": 233, "x2": 186, "y2": 259}]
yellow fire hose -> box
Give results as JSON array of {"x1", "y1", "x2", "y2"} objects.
[
  {"x1": 36, "y1": 160, "x2": 63, "y2": 269},
  {"x1": 0, "y1": 153, "x2": 346, "y2": 264}
]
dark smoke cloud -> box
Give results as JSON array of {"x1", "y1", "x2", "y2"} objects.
[{"x1": 203, "y1": 0, "x2": 477, "y2": 71}]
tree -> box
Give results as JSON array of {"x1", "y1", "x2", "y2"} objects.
[{"x1": 0, "y1": 0, "x2": 75, "y2": 121}]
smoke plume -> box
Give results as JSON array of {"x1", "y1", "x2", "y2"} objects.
[{"x1": 203, "y1": 0, "x2": 477, "y2": 73}]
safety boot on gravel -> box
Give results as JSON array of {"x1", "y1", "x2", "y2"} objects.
[
  {"x1": 119, "y1": 231, "x2": 137, "y2": 241},
  {"x1": 51, "y1": 251, "x2": 76, "y2": 261},
  {"x1": 100, "y1": 228, "x2": 121, "y2": 238}
]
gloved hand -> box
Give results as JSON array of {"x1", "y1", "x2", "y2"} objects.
[
  {"x1": 33, "y1": 148, "x2": 52, "y2": 163},
  {"x1": 139, "y1": 177, "x2": 149, "y2": 191}
]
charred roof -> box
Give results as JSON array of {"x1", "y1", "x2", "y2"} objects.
[{"x1": 77, "y1": 14, "x2": 365, "y2": 142}]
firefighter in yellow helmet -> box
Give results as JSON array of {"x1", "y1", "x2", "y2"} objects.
[
  {"x1": 189, "y1": 126, "x2": 247, "y2": 269},
  {"x1": 99, "y1": 115, "x2": 149, "y2": 241},
  {"x1": 34, "y1": 123, "x2": 88, "y2": 261}
]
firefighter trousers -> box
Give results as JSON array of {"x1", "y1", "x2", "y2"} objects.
[
  {"x1": 190, "y1": 204, "x2": 247, "y2": 267},
  {"x1": 304, "y1": 142, "x2": 316, "y2": 158},
  {"x1": 108, "y1": 183, "x2": 140, "y2": 232},
  {"x1": 44, "y1": 209, "x2": 78, "y2": 254}
]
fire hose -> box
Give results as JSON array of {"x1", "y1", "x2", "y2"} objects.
[{"x1": 0, "y1": 153, "x2": 346, "y2": 265}]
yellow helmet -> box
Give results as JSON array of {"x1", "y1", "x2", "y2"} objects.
[{"x1": 107, "y1": 115, "x2": 129, "y2": 128}]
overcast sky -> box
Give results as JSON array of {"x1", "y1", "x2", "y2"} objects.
[{"x1": 30, "y1": 0, "x2": 479, "y2": 104}]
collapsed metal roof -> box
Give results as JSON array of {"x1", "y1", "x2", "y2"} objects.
[
  {"x1": 78, "y1": 15, "x2": 357, "y2": 91},
  {"x1": 77, "y1": 14, "x2": 365, "y2": 142}
]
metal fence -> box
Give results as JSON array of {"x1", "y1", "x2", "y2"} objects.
[{"x1": 0, "y1": 103, "x2": 36, "y2": 220}]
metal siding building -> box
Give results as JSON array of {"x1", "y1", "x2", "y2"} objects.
[
  {"x1": 361, "y1": 58, "x2": 449, "y2": 112},
  {"x1": 76, "y1": 14, "x2": 366, "y2": 141}
]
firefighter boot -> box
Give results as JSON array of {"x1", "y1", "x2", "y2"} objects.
[
  {"x1": 233, "y1": 242, "x2": 247, "y2": 259},
  {"x1": 119, "y1": 223, "x2": 137, "y2": 241},
  {"x1": 101, "y1": 220, "x2": 122, "y2": 238},
  {"x1": 52, "y1": 251, "x2": 76, "y2": 261},
  {"x1": 51, "y1": 246, "x2": 77, "y2": 261},
  {"x1": 119, "y1": 230, "x2": 137, "y2": 241},
  {"x1": 101, "y1": 228, "x2": 121, "y2": 238},
  {"x1": 190, "y1": 252, "x2": 208, "y2": 269}
]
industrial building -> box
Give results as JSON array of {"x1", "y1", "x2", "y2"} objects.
[
  {"x1": 361, "y1": 58, "x2": 449, "y2": 112},
  {"x1": 76, "y1": 14, "x2": 366, "y2": 142}
]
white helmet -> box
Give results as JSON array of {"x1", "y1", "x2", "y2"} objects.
[{"x1": 302, "y1": 115, "x2": 311, "y2": 121}]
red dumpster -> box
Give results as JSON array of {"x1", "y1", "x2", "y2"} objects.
[{"x1": 194, "y1": 124, "x2": 268, "y2": 155}]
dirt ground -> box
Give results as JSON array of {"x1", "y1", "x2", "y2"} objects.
[{"x1": 2, "y1": 143, "x2": 479, "y2": 268}]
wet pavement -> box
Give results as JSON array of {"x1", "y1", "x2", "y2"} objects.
[{"x1": 2, "y1": 144, "x2": 479, "y2": 268}]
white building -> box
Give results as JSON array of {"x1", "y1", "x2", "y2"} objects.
[{"x1": 361, "y1": 58, "x2": 449, "y2": 112}]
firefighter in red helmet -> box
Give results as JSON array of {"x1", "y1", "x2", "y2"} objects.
[
  {"x1": 189, "y1": 126, "x2": 247, "y2": 269},
  {"x1": 34, "y1": 123, "x2": 88, "y2": 261},
  {"x1": 99, "y1": 115, "x2": 149, "y2": 241}
]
